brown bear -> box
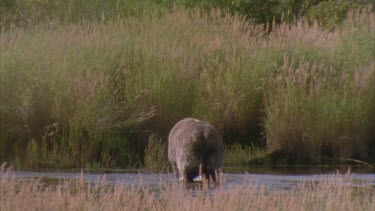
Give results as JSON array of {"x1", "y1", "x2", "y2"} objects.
[{"x1": 168, "y1": 118, "x2": 224, "y2": 182}]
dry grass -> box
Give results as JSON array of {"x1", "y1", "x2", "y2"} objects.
[{"x1": 0, "y1": 168, "x2": 374, "y2": 211}]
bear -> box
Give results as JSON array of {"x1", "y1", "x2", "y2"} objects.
[{"x1": 168, "y1": 118, "x2": 224, "y2": 182}]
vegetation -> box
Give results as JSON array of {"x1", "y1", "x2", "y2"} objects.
[
  {"x1": 224, "y1": 143, "x2": 266, "y2": 166},
  {"x1": 1, "y1": 169, "x2": 374, "y2": 210},
  {"x1": 144, "y1": 135, "x2": 169, "y2": 172},
  {"x1": 176, "y1": 0, "x2": 374, "y2": 29},
  {"x1": 1, "y1": 0, "x2": 373, "y2": 31},
  {"x1": 0, "y1": 1, "x2": 374, "y2": 169},
  {"x1": 0, "y1": 0, "x2": 161, "y2": 30}
]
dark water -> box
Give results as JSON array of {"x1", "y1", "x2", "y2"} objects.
[{"x1": 2, "y1": 167, "x2": 374, "y2": 192}]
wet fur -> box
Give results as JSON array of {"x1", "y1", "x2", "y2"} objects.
[{"x1": 168, "y1": 118, "x2": 224, "y2": 182}]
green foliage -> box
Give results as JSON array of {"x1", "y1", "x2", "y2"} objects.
[
  {"x1": 174, "y1": 0, "x2": 373, "y2": 29},
  {"x1": 224, "y1": 143, "x2": 266, "y2": 166},
  {"x1": 303, "y1": 0, "x2": 374, "y2": 29},
  {"x1": 1, "y1": 0, "x2": 372, "y2": 31}
]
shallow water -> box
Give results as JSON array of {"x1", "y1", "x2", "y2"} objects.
[{"x1": 2, "y1": 168, "x2": 374, "y2": 192}]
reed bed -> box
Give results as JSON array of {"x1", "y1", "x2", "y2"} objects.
[
  {"x1": 0, "y1": 6, "x2": 374, "y2": 168},
  {"x1": 1, "y1": 169, "x2": 374, "y2": 211}
]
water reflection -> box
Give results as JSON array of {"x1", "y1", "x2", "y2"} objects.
[
  {"x1": 1, "y1": 168, "x2": 374, "y2": 193},
  {"x1": 225, "y1": 165, "x2": 375, "y2": 175}
]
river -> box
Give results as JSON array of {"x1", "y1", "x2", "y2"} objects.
[{"x1": 2, "y1": 166, "x2": 374, "y2": 192}]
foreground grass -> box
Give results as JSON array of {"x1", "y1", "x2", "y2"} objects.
[
  {"x1": 0, "y1": 6, "x2": 374, "y2": 168},
  {"x1": 0, "y1": 170, "x2": 374, "y2": 211}
]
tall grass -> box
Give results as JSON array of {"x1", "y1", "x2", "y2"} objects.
[
  {"x1": 144, "y1": 135, "x2": 169, "y2": 172},
  {"x1": 1, "y1": 168, "x2": 374, "y2": 210},
  {"x1": 0, "y1": 0, "x2": 163, "y2": 30},
  {"x1": 0, "y1": 6, "x2": 374, "y2": 168},
  {"x1": 224, "y1": 143, "x2": 266, "y2": 166},
  {"x1": 262, "y1": 9, "x2": 375, "y2": 162}
]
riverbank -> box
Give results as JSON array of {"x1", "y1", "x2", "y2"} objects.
[{"x1": 1, "y1": 3, "x2": 374, "y2": 169}]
